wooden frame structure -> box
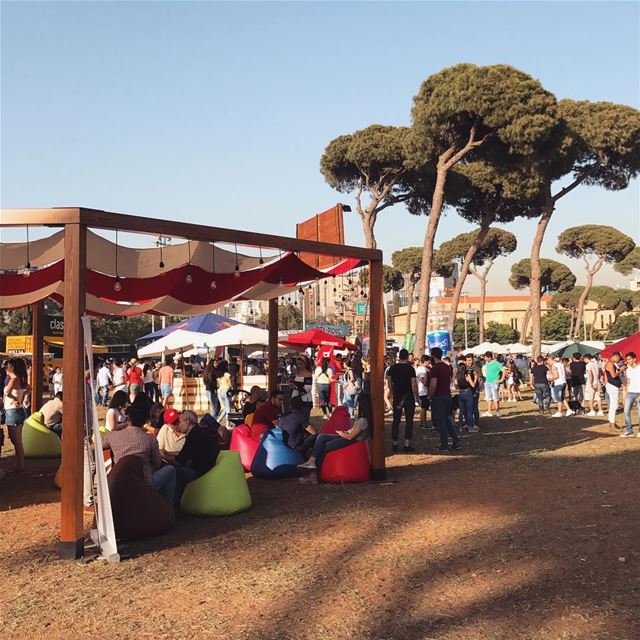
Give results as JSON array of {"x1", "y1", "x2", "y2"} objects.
[{"x1": 0, "y1": 207, "x2": 386, "y2": 559}]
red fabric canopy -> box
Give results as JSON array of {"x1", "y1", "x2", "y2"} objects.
[
  {"x1": 600, "y1": 332, "x2": 640, "y2": 359},
  {"x1": 281, "y1": 328, "x2": 356, "y2": 350}
]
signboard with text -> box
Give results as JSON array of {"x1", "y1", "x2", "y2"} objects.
[
  {"x1": 356, "y1": 302, "x2": 369, "y2": 316},
  {"x1": 306, "y1": 322, "x2": 350, "y2": 338}
]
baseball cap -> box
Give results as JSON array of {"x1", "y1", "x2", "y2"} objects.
[{"x1": 163, "y1": 408, "x2": 180, "y2": 425}]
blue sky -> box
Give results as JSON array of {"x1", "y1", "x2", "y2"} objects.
[{"x1": 2, "y1": 1, "x2": 639, "y2": 294}]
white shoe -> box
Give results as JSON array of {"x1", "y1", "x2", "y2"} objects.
[
  {"x1": 637, "y1": 433, "x2": 640, "y2": 438},
  {"x1": 566, "y1": 410, "x2": 574, "y2": 417},
  {"x1": 620, "y1": 432, "x2": 633, "y2": 438},
  {"x1": 587, "y1": 411, "x2": 596, "y2": 416},
  {"x1": 482, "y1": 412, "x2": 493, "y2": 417},
  {"x1": 494, "y1": 412, "x2": 501, "y2": 418},
  {"x1": 597, "y1": 411, "x2": 604, "y2": 417},
  {"x1": 552, "y1": 412, "x2": 563, "y2": 418}
]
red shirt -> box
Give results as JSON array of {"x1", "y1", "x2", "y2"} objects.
[
  {"x1": 252, "y1": 401, "x2": 281, "y2": 427},
  {"x1": 430, "y1": 362, "x2": 452, "y2": 397},
  {"x1": 128, "y1": 366, "x2": 143, "y2": 385}
]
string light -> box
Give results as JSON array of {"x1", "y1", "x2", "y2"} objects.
[
  {"x1": 259, "y1": 247, "x2": 265, "y2": 268},
  {"x1": 23, "y1": 226, "x2": 31, "y2": 277},
  {"x1": 185, "y1": 240, "x2": 193, "y2": 284},
  {"x1": 113, "y1": 230, "x2": 121, "y2": 291},
  {"x1": 210, "y1": 242, "x2": 217, "y2": 289},
  {"x1": 234, "y1": 243, "x2": 241, "y2": 278}
]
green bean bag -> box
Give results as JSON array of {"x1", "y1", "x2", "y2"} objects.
[
  {"x1": 23, "y1": 412, "x2": 62, "y2": 458},
  {"x1": 180, "y1": 450, "x2": 252, "y2": 516}
]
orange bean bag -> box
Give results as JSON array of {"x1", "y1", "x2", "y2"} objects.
[{"x1": 318, "y1": 439, "x2": 371, "y2": 484}]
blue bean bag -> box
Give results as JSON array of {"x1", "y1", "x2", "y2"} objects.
[{"x1": 250, "y1": 428, "x2": 304, "y2": 479}]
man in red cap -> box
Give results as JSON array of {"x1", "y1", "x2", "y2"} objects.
[{"x1": 157, "y1": 407, "x2": 185, "y2": 463}]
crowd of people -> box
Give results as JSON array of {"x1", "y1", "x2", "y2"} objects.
[{"x1": 1, "y1": 345, "x2": 639, "y2": 491}]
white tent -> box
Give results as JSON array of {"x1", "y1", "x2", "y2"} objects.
[
  {"x1": 497, "y1": 342, "x2": 532, "y2": 355},
  {"x1": 203, "y1": 324, "x2": 270, "y2": 348},
  {"x1": 468, "y1": 341, "x2": 503, "y2": 355},
  {"x1": 137, "y1": 329, "x2": 211, "y2": 359}
]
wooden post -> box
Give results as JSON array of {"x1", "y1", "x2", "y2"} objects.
[
  {"x1": 59, "y1": 223, "x2": 86, "y2": 560},
  {"x1": 268, "y1": 299, "x2": 278, "y2": 392},
  {"x1": 31, "y1": 301, "x2": 44, "y2": 409},
  {"x1": 369, "y1": 259, "x2": 386, "y2": 480}
]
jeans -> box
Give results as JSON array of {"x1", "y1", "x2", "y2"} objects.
[
  {"x1": 152, "y1": 465, "x2": 177, "y2": 505},
  {"x1": 623, "y1": 391, "x2": 640, "y2": 434},
  {"x1": 312, "y1": 434, "x2": 352, "y2": 470},
  {"x1": 391, "y1": 394, "x2": 415, "y2": 442},
  {"x1": 50, "y1": 422, "x2": 63, "y2": 438},
  {"x1": 534, "y1": 384, "x2": 551, "y2": 414},
  {"x1": 317, "y1": 383, "x2": 331, "y2": 414},
  {"x1": 175, "y1": 464, "x2": 200, "y2": 505},
  {"x1": 606, "y1": 383, "x2": 621, "y2": 424},
  {"x1": 472, "y1": 392, "x2": 480, "y2": 427},
  {"x1": 205, "y1": 389, "x2": 219, "y2": 418},
  {"x1": 484, "y1": 383, "x2": 499, "y2": 402},
  {"x1": 217, "y1": 388, "x2": 231, "y2": 423},
  {"x1": 144, "y1": 382, "x2": 156, "y2": 399},
  {"x1": 458, "y1": 388, "x2": 475, "y2": 428},
  {"x1": 551, "y1": 384, "x2": 566, "y2": 403},
  {"x1": 343, "y1": 392, "x2": 358, "y2": 418},
  {"x1": 572, "y1": 384, "x2": 584, "y2": 404},
  {"x1": 431, "y1": 396, "x2": 460, "y2": 449}
]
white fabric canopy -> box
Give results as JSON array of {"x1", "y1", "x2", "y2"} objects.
[
  {"x1": 137, "y1": 329, "x2": 211, "y2": 358},
  {"x1": 467, "y1": 342, "x2": 503, "y2": 355},
  {"x1": 497, "y1": 342, "x2": 532, "y2": 355},
  {"x1": 202, "y1": 324, "x2": 270, "y2": 348}
]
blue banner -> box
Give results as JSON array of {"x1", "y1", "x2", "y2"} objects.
[{"x1": 427, "y1": 330, "x2": 452, "y2": 355}]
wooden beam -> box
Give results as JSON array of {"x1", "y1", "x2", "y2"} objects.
[
  {"x1": 31, "y1": 301, "x2": 44, "y2": 409},
  {"x1": 368, "y1": 259, "x2": 386, "y2": 480},
  {"x1": 0, "y1": 208, "x2": 81, "y2": 226},
  {"x1": 59, "y1": 223, "x2": 86, "y2": 560},
  {"x1": 268, "y1": 299, "x2": 279, "y2": 392}
]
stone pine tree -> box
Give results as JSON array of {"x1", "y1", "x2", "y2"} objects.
[
  {"x1": 614, "y1": 246, "x2": 640, "y2": 279},
  {"x1": 527, "y1": 100, "x2": 640, "y2": 355},
  {"x1": 509, "y1": 259, "x2": 576, "y2": 343},
  {"x1": 391, "y1": 247, "x2": 423, "y2": 334},
  {"x1": 550, "y1": 287, "x2": 586, "y2": 339},
  {"x1": 556, "y1": 225, "x2": 635, "y2": 339},
  {"x1": 587, "y1": 286, "x2": 621, "y2": 339},
  {"x1": 438, "y1": 161, "x2": 542, "y2": 336},
  {"x1": 320, "y1": 126, "x2": 422, "y2": 249},
  {"x1": 408, "y1": 63, "x2": 558, "y2": 357}
]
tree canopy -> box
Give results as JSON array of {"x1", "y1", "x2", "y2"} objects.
[
  {"x1": 509, "y1": 259, "x2": 576, "y2": 294},
  {"x1": 391, "y1": 246, "x2": 423, "y2": 278},
  {"x1": 556, "y1": 225, "x2": 635, "y2": 263},
  {"x1": 614, "y1": 246, "x2": 640, "y2": 276},
  {"x1": 608, "y1": 314, "x2": 639, "y2": 340},
  {"x1": 439, "y1": 227, "x2": 518, "y2": 268},
  {"x1": 541, "y1": 310, "x2": 572, "y2": 341},
  {"x1": 359, "y1": 265, "x2": 404, "y2": 294},
  {"x1": 484, "y1": 321, "x2": 519, "y2": 345}
]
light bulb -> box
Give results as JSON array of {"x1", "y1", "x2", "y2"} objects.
[
  {"x1": 23, "y1": 265, "x2": 31, "y2": 278},
  {"x1": 259, "y1": 257, "x2": 264, "y2": 265},
  {"x1": 210, "y1": 279, "x2": 217, "y2": 290},
  {"x1": 278, "y1": 278, "x2": 284, "y2": 287},
  {"x1": 159, "y1": 260, "x2": 165, "y2": 269},
  {"x1": 114, "y1": 277, "x2": 122, "y2": 292},
  {"x1": 185, "y1": 271, "x2": 193, "y2": 284},
  {"x1": 234, "y1": 266, "x2": 241, "y2": 278}
]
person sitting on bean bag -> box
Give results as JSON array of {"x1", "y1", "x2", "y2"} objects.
[
  {"x1": 157, "y1": 408, "x2": 185, "y2": 463},
  {"x1": 279, "y1": 395, "x2": 311, "y2": 452},
  {"x1": 297, "y1": 395, "x2": 371, "y2": 484},
  {"x1": 102, "y1": 403, "x2": 176, "y2": 504},
  {"x1": 252, "y1": 389, "x2": 284, "y2": 427},
  {"x1": 40, "y1": 391, "x2": 63, "y2": 438},
  {"x1": 172, "y1": 410, "x2": 220, "y2": 504}
]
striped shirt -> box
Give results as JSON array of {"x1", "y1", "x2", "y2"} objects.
[{"x1": 102, "y1": 426, "x2": 161, "y2": 486}]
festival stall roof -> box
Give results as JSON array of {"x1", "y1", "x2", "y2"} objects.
[
  {"x1": 550, "y1": 341, "x2": 602, "y2": 358},
  {"x1": 202, "y1": 324, "x2": 270, "y2": 348},
  {"x1": 137, "y1": 329, "x2": 209, "y2": 359},
  {"x1": 140, "y1": 312, "x2": 239, "y2": 340},
  {"x1": 0, "y1": 207, "x2": 386, "y2": 560},
  {"x1": 468, "y1": 342, "x2": 503, "y2": 355},
  {"x1": 600, "y1": 332, "x2": 640, "y2": 359},
  {"x1": 280, "y1": 327, "x2": 357, "y2": 350}
]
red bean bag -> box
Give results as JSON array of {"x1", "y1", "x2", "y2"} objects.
[
  {"x1": 230, "y1": 425, "x2": 261, "y2": 471},
  {"x1": 250, "y1": 423, "x2": 269, "y2": 440},
  {"x1": 108, "y1": 455, "x2": 175, "y2": 541},
  {"x1": 319, "y1": 439, "x2": 371, "y2": 484},
  {"x1": 319, "y1": 406, "x2": 352, "y2": 435}
]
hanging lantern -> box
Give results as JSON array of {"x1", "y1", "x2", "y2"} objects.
[
  {"x1": 114, "y1": 276, "x2": 122, "y2": 292},
  {"x1": 234, "y1": 265, "x2": 241, "y2": 279},
  {"x1": 210, "y1": 278, "x2": 217, "y2": 290},
  {"x1": 185, "y1": 269, "x2": 193, "y2": 285}
]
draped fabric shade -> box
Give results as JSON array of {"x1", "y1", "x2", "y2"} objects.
[{"x1": 0, "y1": 229, "x2": 362, "y2": 315}]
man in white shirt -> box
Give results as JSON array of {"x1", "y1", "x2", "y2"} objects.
[
  {"x1": 621, "y1": 351, "x2": 640, "y2": 437},
  {"x1": 96, "y1": 361, "x2": 112, "y2": 407},
  {"x1": 415, "y1": 355, "x2": 431, "y2": 429},
  {"x1": 549, "y1": 356, "x2": 572, "y2": 417},
  {"x1": 583, "y1": 354, "x2": 604, "y2": 417}
]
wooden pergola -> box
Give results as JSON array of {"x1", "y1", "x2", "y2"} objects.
[{"x1": 0, "y1": 207, "x2": 386, "y2": 559}]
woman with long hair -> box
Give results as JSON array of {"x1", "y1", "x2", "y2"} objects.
[
  {"x1": 215, "y1": 361, "x2": 232, "y2": 427},
  {"x1": 105, "y1": 390, "x2": 129, "y2": 431},
  {"x1": 314, "y1": 356, "x2": 333, "y2": 418},
  {"x1": 291, "y1": 355, "x2": 313, "y2": 422},
  {"x1": 143, "y1": 361, "x2": 156, "y2": 399},
  {"x1": 1, "y1": 357, "x2": 31, "y2": 478}
]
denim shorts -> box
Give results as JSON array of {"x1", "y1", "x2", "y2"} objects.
[
  {"x1": 160, "y1": 384, "x2": 173, "y2": 398},
  {"x1": 5, "y1": 407, "x2": 27, "y2": 427},
  {"x1": 551, "y1": 383, "x2": 566, "y2": 402},
  {"x1": 484, "y1": 383, "x2": 499, "y2": 402}
]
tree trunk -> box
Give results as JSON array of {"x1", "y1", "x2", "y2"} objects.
[
  {"x1": 574, "y1": 271, "x2": 594, "y2": 340},
  {"x1": 447, "y1": 217, "x2": 491, "y2": 336},
  {"x1": 413, "y1": 166, "x2": 448, "y2": 356},
  {"x1": 590, "y1": 309, "x2": 599, "y2": 340},
  {"x1": 568, "y1": 308, "x2": 575, "y2": 339},
  {"x1": 530, "y1": 201, "x2": 554, "y2": 357},
  {"x1": 405, "y1": 280, "x2": 415, "y2": 335},
  {"x1": 521, "y1": 300, "x2": 533, "y2": 341},
  {"x1": 362, "y1": 212, "x2": 377, "y2": 250},
  {"x1": 470, "y1": 267, "x2": 490, "y2": 344}
]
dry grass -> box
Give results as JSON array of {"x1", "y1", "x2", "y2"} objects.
[{"x1": 1, "y1": 394, "x2": 639, "y2": 640}]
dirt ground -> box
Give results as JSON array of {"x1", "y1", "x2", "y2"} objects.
[{"x1": 1, "y1": 394, "x2": 639, "y2": 640}]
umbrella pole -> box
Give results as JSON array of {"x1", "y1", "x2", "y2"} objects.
[{"x1": 181, "y1": 349, "x2": 190, "y2": 410}]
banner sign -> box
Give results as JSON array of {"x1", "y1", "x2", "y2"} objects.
[
  {"x1": 427, "y1": 330, "x2": 452, "y2": 355},
  {"x1": 356, "y1": 302, "x2": 369, "y2": 316},
  {"x1": 45, "y1": 315, "x2": 64, "y2": 336},
  {"x1": 403, "y1": 332, "x2": 415, "y2": 353},
  {"x1": 306, "y1": 322, "x2": 350, "y2": 337}
]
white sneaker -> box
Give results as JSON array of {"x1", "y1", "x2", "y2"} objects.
[
  {"x1": 586, "y1": 411, "x2": 596, "y2": 416},
  {"x1": 482, "y1": 412, "x2": 493, "y2": 417},
  {"x1": 566, "y1": 410, "x2": 574, "y2": 417},
  {"x1": 494, "y1": 412, "x2": 501, "y2": 418},
  {"x1": 552, "y1": 411, "x2": 563, "y2": 418},
  {"x1": 597, "y1": 411, "x2": 604, "y2": 417},
  {"x1": 620, "y1": 432, "x2": 633, "y2": 438}
]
